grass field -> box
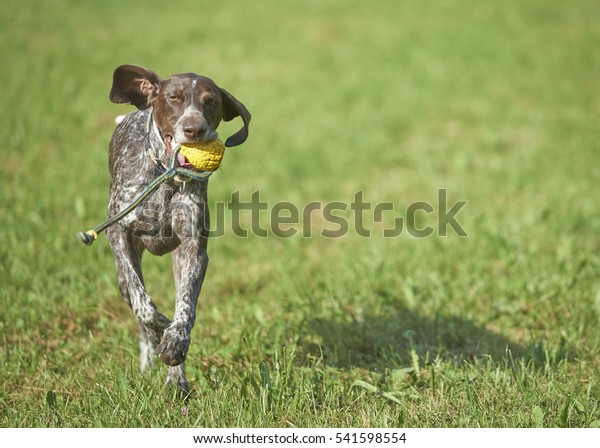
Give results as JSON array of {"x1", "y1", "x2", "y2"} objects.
[{"x1": 1, "y1": 0, "x2": 599, "y2": 428}]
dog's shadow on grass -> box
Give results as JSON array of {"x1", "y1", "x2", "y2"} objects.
[{"x1": 298, "y1": 299, "x2": 534, "y2": 370}]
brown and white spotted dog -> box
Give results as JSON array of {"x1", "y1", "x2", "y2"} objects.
[{"x1": 106, "y1": 65, "x2": 250, "y2": 394}]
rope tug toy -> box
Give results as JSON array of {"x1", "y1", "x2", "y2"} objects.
[{"x1": 77, "y1": 139, "x2": 225, "y2": 246}]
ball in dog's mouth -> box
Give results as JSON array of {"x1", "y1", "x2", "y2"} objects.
[{"x1": 177, "y1": 140, "x2": 226, "y2": 172}]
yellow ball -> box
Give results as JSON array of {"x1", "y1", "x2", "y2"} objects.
[{"x1": 178, "y1": 139, "x2": 226, "y2": 171}]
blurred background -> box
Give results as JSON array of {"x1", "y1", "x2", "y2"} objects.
[{"x1": 0, "y1": 0, "x2": 598, "y2": 427}]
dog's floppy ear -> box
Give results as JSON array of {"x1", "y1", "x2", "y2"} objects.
[
  {"x1": 219, "y1": 88, "x2": 251, "y2": 147},
  {"x1": 109, "y1": 65, "x2": 162, "y2": 110}
]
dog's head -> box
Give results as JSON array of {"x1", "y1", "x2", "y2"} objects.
[{"x1": 109, "y1": 64, "x2": 251, "y2": 149}]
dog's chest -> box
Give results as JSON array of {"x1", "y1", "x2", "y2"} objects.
[
  {"x1": 119, "y1": 182, "x2": 208, "y2": 253},
  {"x1": 108, "y1": 110, "x2": 210, "y2": 253}
]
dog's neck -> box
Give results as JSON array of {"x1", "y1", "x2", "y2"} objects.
[{"x1": 145, "y1": 109, "x2": 170, "y2": 169}]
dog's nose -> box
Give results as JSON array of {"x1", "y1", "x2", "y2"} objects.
[{"x1": 182, "y1": 118, "x2": 208, "y2": 140}]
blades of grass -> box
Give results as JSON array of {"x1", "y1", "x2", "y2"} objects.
[{"x1": 351, "y1": 380, "x2": 402, "y2": 405}]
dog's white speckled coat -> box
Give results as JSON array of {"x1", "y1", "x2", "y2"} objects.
[{"x1": 105, "y1": 65, "x2": 250, "y2": 394}]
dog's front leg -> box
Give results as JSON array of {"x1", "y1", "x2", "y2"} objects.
[{"x1": 156, "y1": 239, "x2": 208, "y2": 368}]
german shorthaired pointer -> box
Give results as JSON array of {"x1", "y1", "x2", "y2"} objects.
[{"x1": 106, "y1": 64, "x2": 250, "y2": 394}]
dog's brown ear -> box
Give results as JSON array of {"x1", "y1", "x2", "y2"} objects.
[
  {"x1": 219, "y1": 88, "x2": 251, "y2": 147},
  {"x1": 109, "y1": 65, "x2": 162, "y2": 110}
]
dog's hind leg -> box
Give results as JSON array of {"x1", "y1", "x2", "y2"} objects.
[
  {"x1": 166, "y1": 364, "x2": 190, "y2": 396},
  {"x1": 137, "y1": 324, "x2": 156, "y2": 371}
]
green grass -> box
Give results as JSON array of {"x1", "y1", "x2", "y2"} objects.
[{"x1": 1, "y1": 0, "x2": 599, "y2": 427}]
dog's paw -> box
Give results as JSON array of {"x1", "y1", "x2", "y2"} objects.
[
  {"x1": 156, "y1": 325, "x2": 190, "y2": 366},
  {"x1": 143, "y1": 312, "x2": 172, "y2": 347}
]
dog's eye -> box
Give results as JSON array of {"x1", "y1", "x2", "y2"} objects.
[
  {"x1": 169, "y1": 94, "x2": 181, "y2": 101},
  {"x1": 204, "y1": 96, "x2": 216, "y2": 106}
]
